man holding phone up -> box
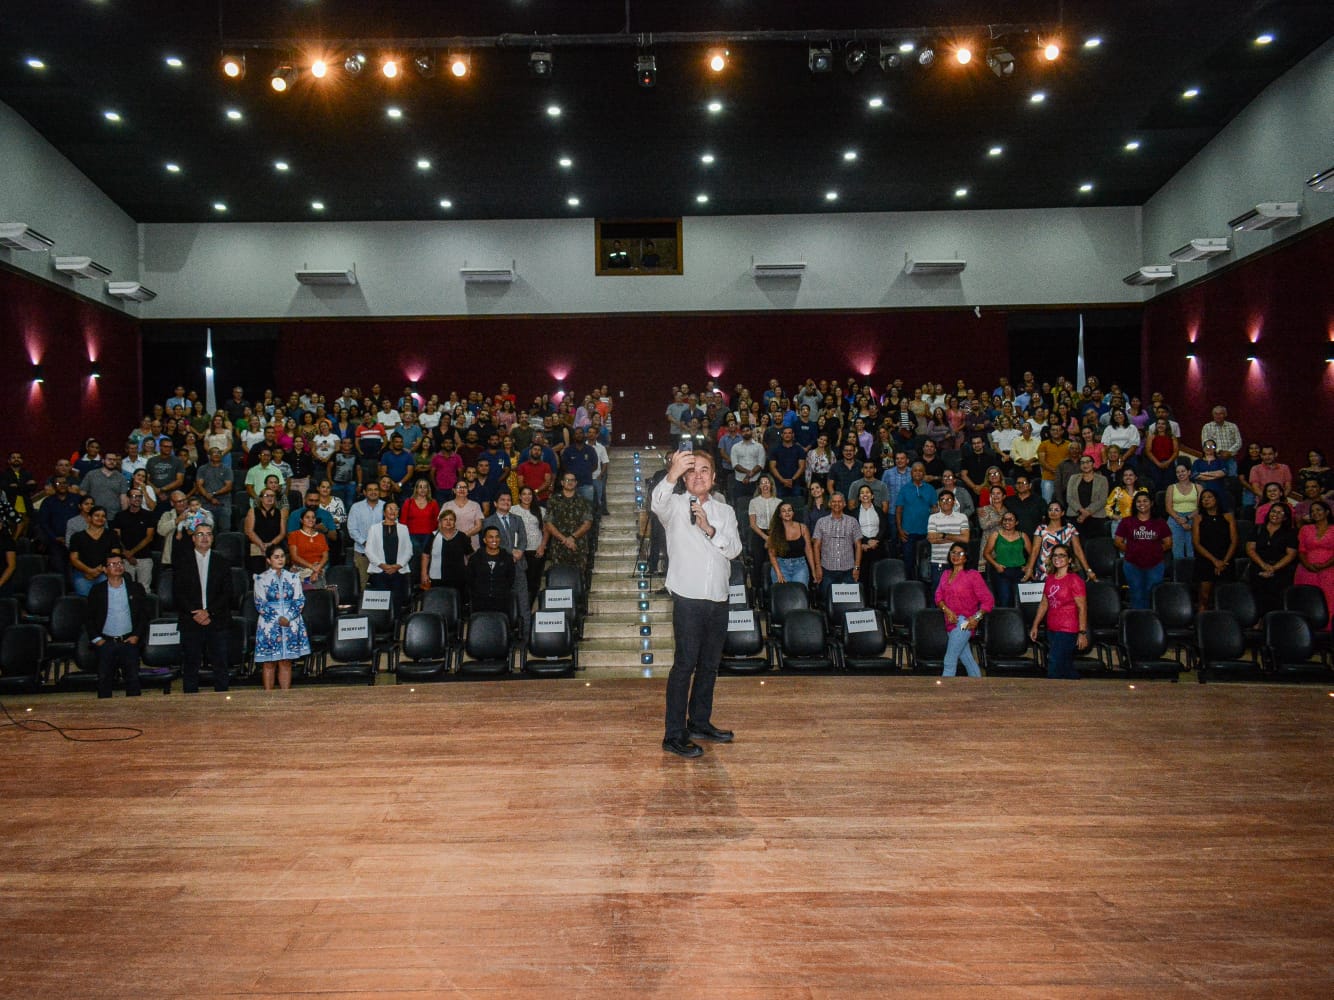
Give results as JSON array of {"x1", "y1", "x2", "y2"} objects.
[{"x1": 652, "y1": 447, "x2": 743, "y2": 758}]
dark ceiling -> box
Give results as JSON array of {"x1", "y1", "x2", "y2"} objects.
[{"x1": 2, "y1": 1, "x2": 1331, "y2": 223}]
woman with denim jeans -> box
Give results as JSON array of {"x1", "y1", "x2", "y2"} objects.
[
  {"x1": 1164, "y1": 463, "x2": 1201, "y2": 559},
  {"x1": 935, "y1": 543, "x2": 994, "y2": 677},
  {"x1": 767, "y1": 501, "x2": 814, "y2": 587},
  {"x1": 1114, "y1": 491, "x2": 1171, "y2": 609},
  {"x1": 1029, "y1": 544, "x2": 1088, "y2": 679}
]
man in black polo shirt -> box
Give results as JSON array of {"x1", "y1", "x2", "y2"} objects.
[
  {"x1": 112, "y1": 488, "x2": 157, "y2": 587},
  {"x1": 959, "y1": 434, "x2": 997, "y2": 500},
  {"x1": 1004, "y1": 473, "x2": 1046, "y2": 536}
]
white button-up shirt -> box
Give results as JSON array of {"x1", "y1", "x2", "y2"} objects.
[{"x1": 651, "y1": 478, "x2": 742, "y2": 602}]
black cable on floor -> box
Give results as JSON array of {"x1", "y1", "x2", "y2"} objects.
[{"x1": 0, "y1": 699, "x2": 143, "y2": 742}]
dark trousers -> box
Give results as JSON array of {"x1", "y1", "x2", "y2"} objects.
[
  {"x1": 181, "y1": 623, "x2": 231, "y2": 692},
  {"x1": 665, "y1": 595, "x2": 729, "y2": 739},
  {"x1": 903, "y1": 533, "x2": 927, "y2": 583},
  {"x1": 369, "y1": 571, "x2": 412, "y2": 612},
  {"x1": 1046, "y1": 630, "x2": 1081, "y2": 679},
  {"x1": 96, "y1": 639, "x2": 142, "y2": 698}
]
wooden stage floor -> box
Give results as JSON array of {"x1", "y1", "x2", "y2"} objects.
[{"x1": 2, "y1": 677, "x2": 1332, "y2": 998}]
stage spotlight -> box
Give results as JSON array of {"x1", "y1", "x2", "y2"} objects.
[
  {"x1": 808, "y1": 44, "x2": 833, "y2": 74},
  {"x1": 708, "y1": 48, "x2": 728, "y2": 73},
  {"x1": 270, "y1": 64, "x2": 297, "y2": 93},
  {"x1": 220, "y1": 53, "x2": 245, "y2": 79},
  {"x1": 955, "y1": 45, "x2": 973, "y2": 65},
  {"x1": 381, "y1": 56, "x2": 400, "y2": 79},
  {"x1": 844, "y1": 41, "x2": 868, "y2": 74},
  {"x1": 413, "y1": 52, "x2": 435, "y2": 77},
  {"x1": 918, "y1": 47, "x2": 935, "y2": 67},
  {"x1": 529, "y1": 50, "x2": 552, "y2": 78},
  {"x1": 636, "y1": 53, "x2": 657, "y2": 88},
  {"x1": 1043, "y1": 42, "x2": 1061, "y2": 61},
  {"x1": 448, "y1": 52, "x2": 470, "y2": 78},
  {"x1": 986, "y1": 47, "x2": 1015, "y2": 78},
  {"x1": 310, "y1": 58, "x2": 329, "y2": 79},
  {"x1": 344, "y1": 53, "x2": 366, "y2": 75},
  {"x1": 878, "y1": 42, "x2": 903, "y2": 71}
]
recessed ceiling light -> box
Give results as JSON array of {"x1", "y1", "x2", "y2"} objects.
[
  {"x1": 311, "y1": 59, "x2": 328, "y2": 79},
  {"x1": 1079, "y1": 182, "x2": 1094, "y2": 193},
  {"x1": 1124, "y1": 140, "x2": 1141, "y2": 151},
  {"x1": 898, "y1": 42, "x2": 915, "y2": 54},
  {"x1": 103, "y1": 110, "x2": 122, "y2": 122},
  {"x1": 274, "y1": 160, "x2": 289, "y2": 172},
  {"x1": 1182, "y1": 87, "x2": 1199, "y2": 99},
  {"x1": 26, "y1": 57, "x2": 46, "y2": 70},
  {"x1": 567, "y1": 196, "x2": 580, "y2": 207},
  {"x1": 700, "y1": 153, "x2": 715, "y2": 165},
  {"x1": 386, "y1": 106, "x2": 403, "y2": 119},
  {"x1": 439, "y1": 198, "x2": 453, "y2": 209},
  {"x1": 988, "y1": 145, "x2": 1004, "y2": 157},
  {"x1": 1084, "y1": 37, "x2": 1102, "y2": 49},
  {"x1": 955, "y1": 187, "x2": 969, "y2": 198},
  {"x1": 696, "y1": 193, "x2": 709, "y2": 204},
  {"x1": 1254, "y1": 33, "x2": 1274, "y2": 46},
  {"x1": 225, "y1": 108, "x2": 243, "y2": 121},
  {"x1": 707, "y1": 100, "x2": 723, "y2": 114},
  {"x1": 165, "y1": 56, "x2": 183, "y2": 69},
  {"x1": 558, "y1": 156, "x2": 573, "y2": 168},
  {"x1": 546, "y1": 104, "x2": 562, "y2": 117},
  {"x1": 867, "y1": 97, "x2": 884, "y2": 109},
  {"x1": 1029, "y1": 91, "x2": 1046, "y2": 104},
  {"x1": 843, "y1": 150, "x2": 858, "y2": 162},
  {"x1": 165, "y1": 162, "x2": 181, "y2": 174},
  {"x1": 825, "y1": 191, "x2": 838, "y2": 202},
  {"x1": 212, "y1": 202, "x2": 227, "y2": 213},
  {"x1": 311, "y1": 201, "x2": 325, "y2": 211},
  {"x1": 416, "y1": 158, "x2": 431, "y2": 170}
]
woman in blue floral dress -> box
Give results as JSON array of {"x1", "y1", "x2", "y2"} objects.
[{"x1": 253, "y1": 545, "x2": 310, "y2": 690}]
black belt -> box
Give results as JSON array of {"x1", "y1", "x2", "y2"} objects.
[{"x1": 104, "y1": 634, "x2": 134, "y2": 643}]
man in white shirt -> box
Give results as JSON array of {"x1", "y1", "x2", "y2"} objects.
[
  {"x1": 591, "y1": 438, "x2": 610, "y2": 515},
  {"x1": 728, "y1": 425, "x2": 765, "y2": 515},
  {"x1": 1201, "y1": 405, "x2": 1242, "y2": 476},
  {"x1": 652, "y1": 449, "x2": 743, "y2": 759},
  {"x1": 347, "y1": 482, "x2": 385, "y2": 589}
]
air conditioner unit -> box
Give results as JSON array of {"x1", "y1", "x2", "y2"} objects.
[
  {"x1": 1307, "y1": 166, "x2": 1334, "y2": 193},
  {"x1": 1168, "y1": 238, "x2": 1231, "y2": 263},
  {"x1": 295, "y1": 266, "x2": 357, "y2": 285},
  {"x1": 751, "y1": 257, "x2": 806, "y2": 279},
  {"x1": 1227, "y1": 202, "x2": 1300, "y2": 231},
  {"x1": 0, "y1": 222, "x2": 55, "y2": 252},
  {"x1": 1122, "y1": 265, "x2": 1176, "y2": 286},
  {"x1": 53, "y1": 256, "x2": 112, "y2": 279},
  {"x1": 460, "y1": 260, "x2": 516, "y2": 283},
  {"x1": 904, "y1": 255, "x2": 966, "y2": 275},
  {"x1": 106, "y1": 281, "x2": 157, "y2": 302}
]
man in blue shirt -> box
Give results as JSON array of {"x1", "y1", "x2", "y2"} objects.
[
  {"x1": 766, "y1": 426, "x2": 807, "y2": 499},
  {"x1": 894, "y1": 462, "x2": 938, "y2": 583},
  {"x1": 560, "y1": 428, "x2": 599, "y2": 506},
  {"x1": 378, "y1": 434, "x2": 415, "y2": 496},
  {"x1": 792, "y1": 404, "x2": 819, "y2": 450}
]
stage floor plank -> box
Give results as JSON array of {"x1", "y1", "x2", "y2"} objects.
[{"x1": 1, "y1": 677, "x2": 1332, "y2": 998}]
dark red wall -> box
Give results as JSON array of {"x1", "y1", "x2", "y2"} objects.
[
  {"x1": 273, "y1": 309, "x2": 1010, "y2": 442},
  {"x1": 1141, "y1": 221, "x2": 1334, "y2": 455},
  {"x1": 0, "y1": 264, "x2": 141, "y2": 473}
]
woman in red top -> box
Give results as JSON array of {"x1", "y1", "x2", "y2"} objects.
[
  {"x1": 400, "y1": 478, "x2": 440, "y2": 560},
  {"x1": 1029, "y1": 543, "x2": 1088, "y2": 679},
  {"x1": 934, "y1": 542, "x2": 995, "y2": 678},
  {"x1": 1144, "y1": 417, "x2": 1179, "y2": 491}
]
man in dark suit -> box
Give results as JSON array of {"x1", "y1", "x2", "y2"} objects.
[
  {"x1": 171, "y1": 523, "x2": 234, "y2": 693},
  {"x1": 482, "y1": 491, "x2": 529, "y2": 639},
  {"x1": 85, "y1": 549, "x2": 150, "y2": 698}
]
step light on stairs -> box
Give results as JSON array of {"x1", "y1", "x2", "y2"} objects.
[{"x1": 579, "y1": 447, "x2": 676, "y2": 677}]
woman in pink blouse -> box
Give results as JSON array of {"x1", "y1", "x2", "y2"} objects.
[{"x1": 934, "y1": 542, "x2": 995, "y2": 678}]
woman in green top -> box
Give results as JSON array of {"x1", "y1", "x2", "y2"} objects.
[{"x1": 983, "y1": 509, "x2": 1032, "y2": 608}]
